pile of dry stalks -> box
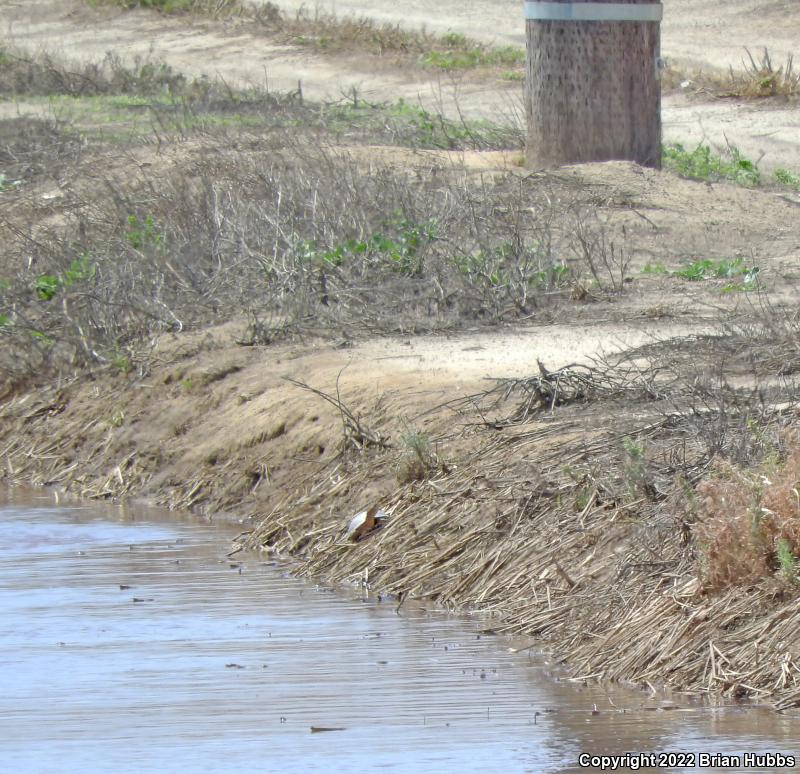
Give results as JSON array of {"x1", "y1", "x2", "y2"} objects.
[
  {"x1": 2, "y1": 326, "x2": 800, "y2": 707},
  {"x1": 229, "y1": 346, "x2": 800, "y2": 708}
]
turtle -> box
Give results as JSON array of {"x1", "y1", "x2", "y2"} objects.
[{"x1": 346, "y1": 505, "x2": 387, "y2": 542}]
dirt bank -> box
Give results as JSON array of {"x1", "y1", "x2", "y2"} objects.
[{"x1": 3, "y1": 296, "x2": 800, "y2": 708}]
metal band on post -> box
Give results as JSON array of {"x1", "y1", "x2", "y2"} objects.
[{"x1": 524, "y1": 2, "x2": 662, "y2": 22}]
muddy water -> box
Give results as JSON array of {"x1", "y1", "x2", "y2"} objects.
[{"x1": 1, "y1": 492, "x2": 799, "y2": 773}]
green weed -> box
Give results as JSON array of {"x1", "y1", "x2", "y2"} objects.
[
  {"x1": 673, "y1": 257, "x2": 758, "y2": 289},
  {"x1": 450, "y1": 244, "x2": 570, "y2": 293},
  {"x1": 622, "y1": 437, "x2": 649, "y2": 500},
  {"x1": 398, "y1": 428, "x2": 438, "y2": 483},
  {"x1": 0, "y1": 172, "x2": 21, "y2": 192},
  {"x1": 111, "y1": 351, "x2": 133, "y2": 374},
  {"x1": 34, "y1": 253, "x2": 96, "y2": 301},
  {"x1": 30, "y1": 330, "x2": 55, "y2": 346},
  {"x1": 776, "y1": 538, "x2": 797, "y2": 583},
  {"x1": 293, "y1": 218, "x2": 436, "y2": 277},
  {"x1": 441, "y1": 32, "x2": 468, "y2": 47},
  {"x1": 774, "y1": 168, "x2": 800, "y2": 190},
  {"x1": 421, "y1": 44, "x2": 523, "y2": 71},
  {"x1": 662, "y1": 143, "x2": 761, "y2": 187},
  {"x1": 126, "y1": 215, "x2": 163, "y2": 250},
  {"x1": 35, "y1": 275, "x2": 61, "y2": 301}
]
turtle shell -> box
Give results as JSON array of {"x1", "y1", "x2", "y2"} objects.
[{"x1": 346, "y1": 505, "x2": 386, "y2": 541}]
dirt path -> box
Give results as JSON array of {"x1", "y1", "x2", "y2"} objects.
[
  {"x1": 2, "y1": 0, "x2": 800, "y2": 171},
  {"x1": 267, "y1": 0, "x2": 800, "y2": 68}
]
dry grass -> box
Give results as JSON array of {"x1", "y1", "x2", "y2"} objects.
[
  {"x1": 0, "y1": 46, "x2": 187, "y2": 97},
  {"x1": 728, "y1": 49, "x2": 800, "y2": 99},
  {"x1": 211, "y1": 341, "x2": 800, "y2": 705},
  {"x1": 664, "y1": 48, "x2": 800, "y2": 100},
  {"x1": 88, "y1": 0, "x2": 524, "y2": 73},
  {"x1": 693, "y1": 461, "x2": 773, "y2": 591},
  {"x1": 88, "y1": 0, "x2": 246, "y2": 14}
]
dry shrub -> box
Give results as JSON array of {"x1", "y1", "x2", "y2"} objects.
[
  {"x1": 693, "y1": 461, "x2": 771, "y2": 591},
  {"x1": 693, "y1": 432, "x2": 800, "y2": 591},
  {"x1": 760, "y1": 439, "x2": 800, "y2": 558},
  {"x1": 396, "y1": 430, "x2": 438, "y2": 484},
  {"x1": 729, "y1": 49, "x2": 800, "y2": 99},
  {"x1": 0, "y1": 46, "x2": 186, "y2": 97},
  {"x1": 663, "y1": 48, "x2": 800, "y2": 100},
  {"x1": 2, "y1": 130, "x2": 612, "y2": 387},
  {"x1": 0, "y1": 117, "x2": 82, "y2": 183}
]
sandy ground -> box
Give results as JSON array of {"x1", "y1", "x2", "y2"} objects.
[
  {"x1": 1, "y1": 0, "x2": 800, "y2": 171},
  {"x1": 266, "y1": 0, "x2": 800, "y2": 68}
]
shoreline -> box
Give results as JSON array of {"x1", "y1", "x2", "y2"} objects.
[{"x1": 3, "y1": 321, "x2": 799, "y2": 711}]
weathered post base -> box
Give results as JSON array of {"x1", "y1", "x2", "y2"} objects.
[{"x1": 525, "y1": 0, "x2": 662, "y2": 169}]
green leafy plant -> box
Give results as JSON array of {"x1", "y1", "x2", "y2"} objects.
[
  {"x1": 63, "y1": 254, "x2": 96, "y2": 285},
  {"x1": 673, "y1": 257, "x2": 758, "y2": 289},
  {"x1": 774, "y1": 168, "x2": 800, "y2": 191},
  {"x1": 111, "y1": 351, "x2": 133, "y2": 374},
  {"x1": 450, "y1": 242, "x2": 570, "y2": 293},
  {"x1": 776, "y1": 538, "x2": 797, "y2": 583},
  {"x1": 421, "y1": 45, "x2": 523, "y2": 71},
  {"x1": 34, "y1": 253, "x2": 96, "y2": 301},
  {"x1": 125, "y1": 214, "x2": 163, "y2": 250},
  {"x1": 35, "y1": 274, "x2": 60, "y2": 301},
  {"x1": 293, "y1": 217, "x2": 436, "y2": 277},
  {"x1": 662, "y1": 143, "x2": 761, "y2": 187},
  {"x1": 532, "y1": 263, "x2": 571, "y2": 288},
  {"x1": 30, "y1": 330, "x2": 55, "y2": 346}
]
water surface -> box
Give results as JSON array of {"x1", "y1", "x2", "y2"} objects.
[{"x1": 1, "y1": 492, "x2": 798, "y2": 773}]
